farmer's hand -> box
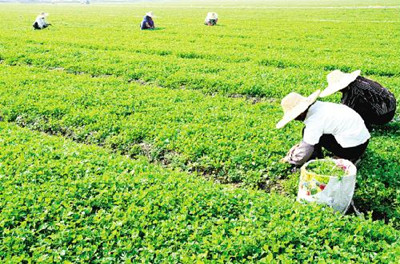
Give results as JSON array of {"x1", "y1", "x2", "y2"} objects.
[
  {"x1": 280, "y1": 156, "x2": 289, "y2": 163},
  {"x1": 280, "y1": 143, "x2": 301, "y2": 164}
]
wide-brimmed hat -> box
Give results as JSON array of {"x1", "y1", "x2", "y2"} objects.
[
  {"x1": 146, "y1": 11, "x2": 155, "y2": 18},
  {"x1": 320, "y1": 70, "x2": 361, "y2": 97},
  {"x1": 40, "y1": 12, "x2": 49, "y2": 17},
  {"x1": 276, "y1": 90, "x2": 321, "y2": 129},
  {"x1": 207, "y1": 12, "x2": 218, "y2": 19}
]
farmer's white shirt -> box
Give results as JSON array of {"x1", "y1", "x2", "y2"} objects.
[
  {"x1": 35, "y1": 16, "x2": 47, "y2": 28},
  {"x1": 303, "y1": 101, "x2": 370, "y2": 148}
]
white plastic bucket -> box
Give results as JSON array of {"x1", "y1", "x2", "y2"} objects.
[{"x1": 297, "y1": 158, "x2": 357, "y2": 214}]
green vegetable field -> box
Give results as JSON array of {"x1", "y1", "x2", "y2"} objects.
[{"x1": 0, "y1": 0, "x2": 399, "y2": 262}]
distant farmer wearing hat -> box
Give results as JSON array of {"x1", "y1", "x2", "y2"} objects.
[
  {"x1": 204, "y1": 12, "x2": 218, "y2": 26},
  {"x1": 278, "y1": 90, "x2": 370, "y2": 167},
  {"x1": 140, "y1": 12, "x2": 155, "y2": 30},
  {"x1": 320, "y1": 70, "x2": 396, "y2": 126},
  {"x1": 33, "y1": 12, "x2": 51, "y2": 30}
]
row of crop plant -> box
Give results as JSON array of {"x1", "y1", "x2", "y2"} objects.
[
  {"x1": 0, "y1": 122, "x2": 399, "y2": 262},
  {"x1": 1, "y1": 64, "x2": 399, "y2": 227}
]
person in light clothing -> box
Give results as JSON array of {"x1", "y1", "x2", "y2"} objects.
[
  {"x1": 277, "y1": 90, "x2": 370, "y2": 167},
  {"x1": 204, "y1": 12, "x2": 218, "y2": 26},
  {"x1": 140, "y1": 12, "x2": 155, "y2": 30},
  {"x1": 33, "y1": 12, "x2": 50, "y2": 30},
  {"x1": 320, "y1": 70, "x2": 396, "y2": 127}
]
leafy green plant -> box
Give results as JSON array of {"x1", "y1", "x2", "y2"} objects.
[
  {"x1": 306, "y1": 159, "x2": 348, "y2": 177},
  {"x1": 0, "y1": 0, "x2": 399, "y2": 239},
  {"x1": 0, "y1": 122, "x2": 399, "y2": 262}
]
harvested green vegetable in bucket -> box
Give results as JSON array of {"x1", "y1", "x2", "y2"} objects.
[
  {"x1": 306, "y1": 159, "x2": 348, "y2": 177},
  {"x1": 298, "y1": 158, "x2": 357, "y2": 214}
]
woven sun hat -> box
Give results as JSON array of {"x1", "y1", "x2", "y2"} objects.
[
  {"x1": 320, "y1": 69, "x2": 361, "y2": 97},
  {"x1": 276, "y1": 90, "x2": 321, "y2": 129},
  {"x1": 146, "y1": 11, "x2": 155, "y2": 18},
  {"x1": 207, "y1": 12, "x2": 218, "y2": 19},
  {"x1": 40, "y1": 12, "x2": 49, "y2": 17}
]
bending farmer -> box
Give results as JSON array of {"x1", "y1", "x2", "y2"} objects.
[
  {"x1": 33, "y1": 12, "x2": 51, "y2": 30},
  {"x1": 204, "y1": 12, "x2": 218, "y2": 26},
  {"x1": 320, "y1": 70, "x2": 396, "y2": 126},
  {"x1": 277, "y1": 90, "x2": 370, "y2": 167},
  {"x1": 140, "y1": 12, "x2": 155, "y2": 30}
]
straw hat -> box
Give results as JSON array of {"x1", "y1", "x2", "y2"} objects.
[
  {"x1": 207, "y1": 12, "x2": 218, "y2": 19},
  {"x1": 146, "y1": 11, "x2": 155, "y2": 18},
  {"x1": 320, "y1": 70, "x2": 361, "y2": 97},
  {"x1": 40, "y1": 12, "x2": 49, "y2": 17},
  {"x1": 276, "y1": 90, "x2": 321, "y2": 129}
]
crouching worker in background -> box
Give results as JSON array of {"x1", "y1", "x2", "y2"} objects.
[
  {"x1": 140, "y1": 12, "x2": 155, "y2": 30},
  {"x1": 320, "y1": 70, "x2": 397, "y2": 127},
  {"x1": 277, "y1": 90, "x2": 370, "y2": 167},
  {"x1": 204, "y1": 12, "x2": 218, "y2": 26},
  {"x1": 33, "y1": 12, "x2": 51, "y2": 30}
]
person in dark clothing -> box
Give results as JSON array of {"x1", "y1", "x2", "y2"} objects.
[
  {"x1": 320, "y1": 70, "x2": 396, "y2": 126},
  {"x1": 140, "y1": 12, "x2": 155, "y2": 30},
  {"x1": 33, "y1": 12, "x2": 51, "y2": 30},
  {"x1": 204, "y1": 12, "x2": 218, "y2": 26}
]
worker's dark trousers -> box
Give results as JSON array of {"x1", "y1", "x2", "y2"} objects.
[
  {"x1": 370, "y1": 109, "x2": 396, "y2": 126},
  {"x1": 33, "y1": 23, "x2": 48, "y2": 30},
  {"x1": 205, "y1": 19, "x2": 217, "y2": 26},
  {"x1": 302, "y1": 128, "x2": 369, "y2": 162},
  {"x1": 33, "y1": 22, "x2": 40, "y2": 29},
  {"x1": 314, "y1": 135, "x2": 369, "y2": 162}
]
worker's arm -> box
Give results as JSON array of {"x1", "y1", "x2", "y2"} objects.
[{"x1": 281, "y1": 141, "x2": 315, "y2": 167}]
